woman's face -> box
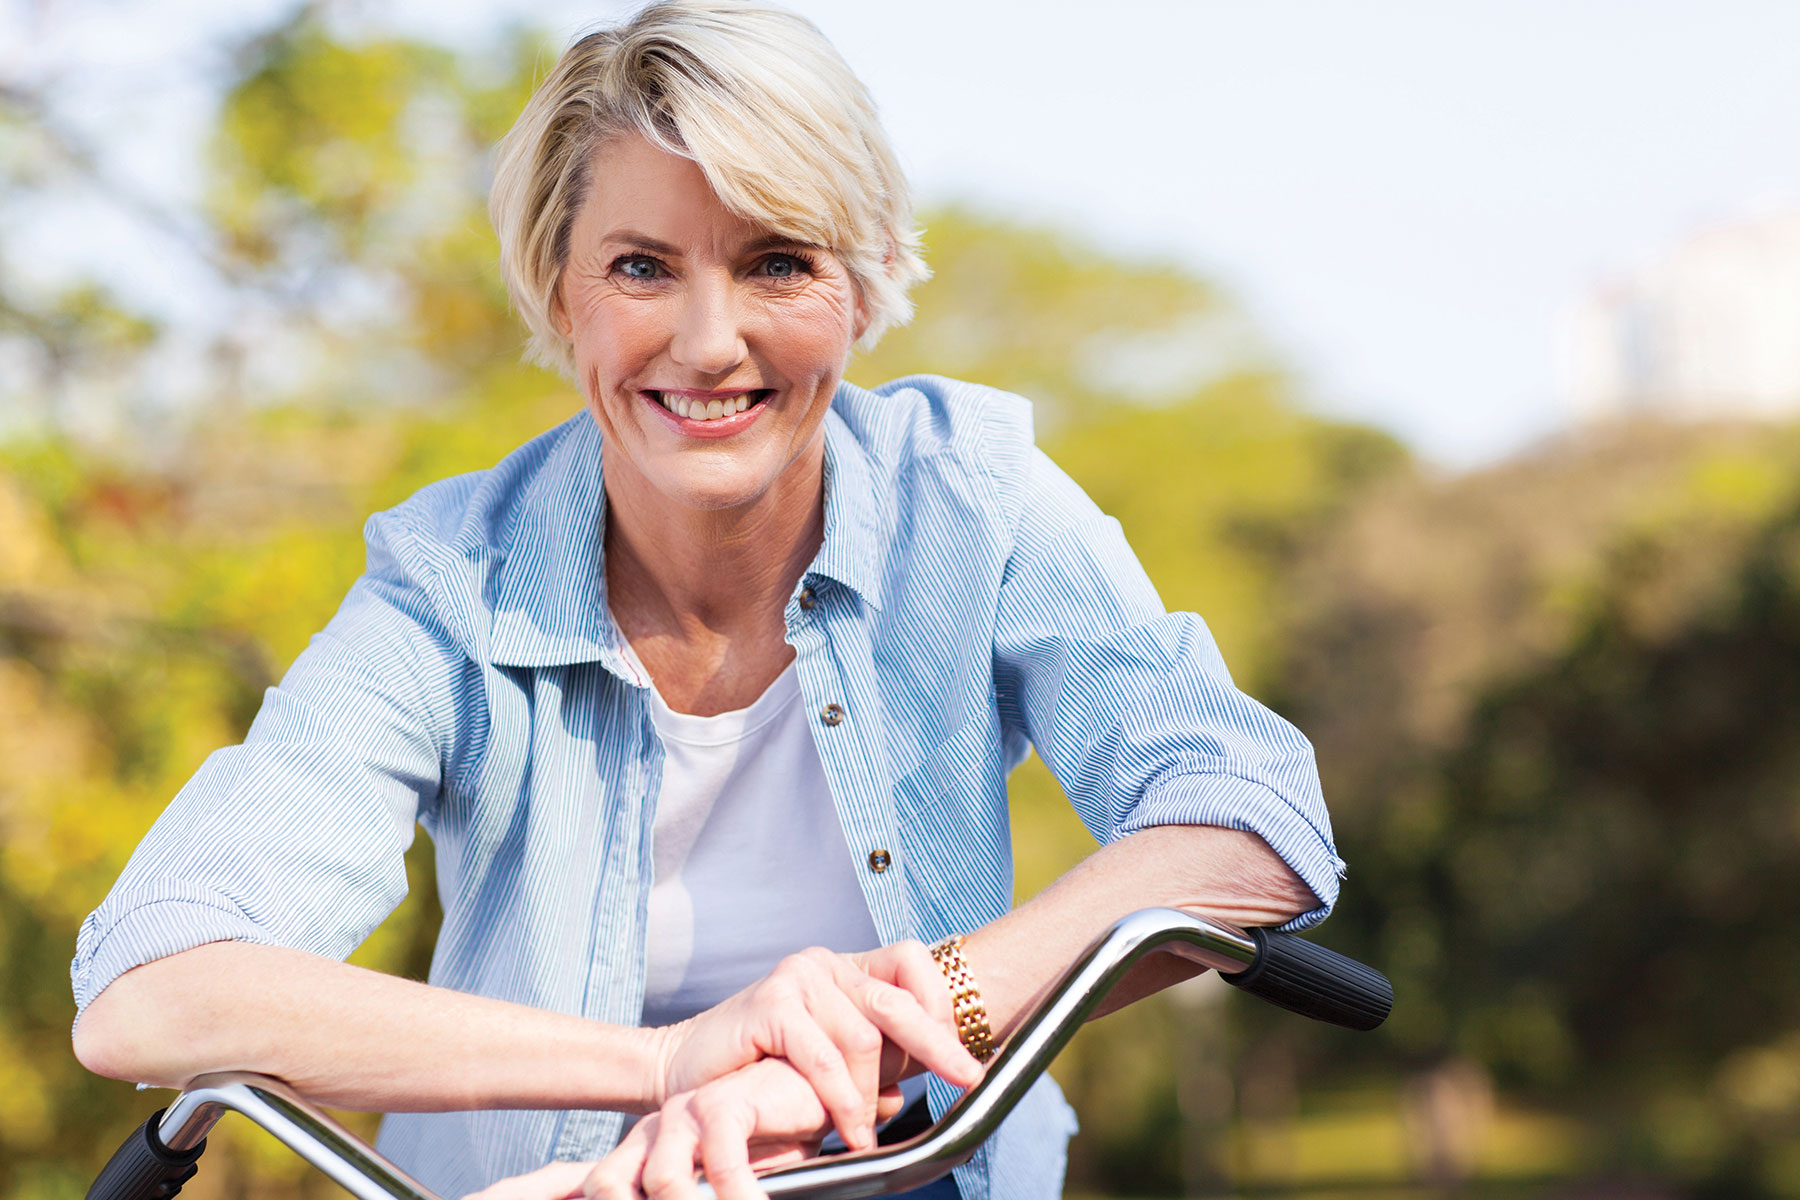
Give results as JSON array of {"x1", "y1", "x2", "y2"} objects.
[{"x1": 553, "y1": 134, "x2": 867, "y2": 514}]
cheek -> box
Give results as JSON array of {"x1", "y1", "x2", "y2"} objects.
[
  {"x1": 763, "y1": 287, "x2": 859, "y2": 375},
  {"x1": 570, "y1": 295, "x2": 666, "y2": 381}
]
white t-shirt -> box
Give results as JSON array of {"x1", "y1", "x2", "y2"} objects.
[
  {"x1": 625, "y1": 645, "x2": 930, "y2": 1130},
  {"x1": 630, "y1": 651, "x2": 885, "y2": 1029}
]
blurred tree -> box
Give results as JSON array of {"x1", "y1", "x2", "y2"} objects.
[
  {"x1": 2, "y1": 11, "x2": 1388, "y2": 1200},
  {"x1": 12, "y1": 5, "x2": 1800, "y2": 1200},
  {"x1": 850, "y1": 208, "x2": 1247, "y2": 432},
  {"x1": 1274, "y1": 419, "x2": 1800, "y2": 1196},
  {"x1": 1432, "y1": 498, "x2": 1800, "y2": 1193}
]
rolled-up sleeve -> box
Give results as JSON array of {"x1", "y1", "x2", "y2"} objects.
[
  {"x1": 991, "y1": 448, "x2": 1344, "y2": 928},
  {"x1": 71, "y1": 514, "x2": 464, "y2": 1014}
]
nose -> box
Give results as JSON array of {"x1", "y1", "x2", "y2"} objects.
[{"x1": 669, "y1": 271, "x2": 746, "y2": 377}]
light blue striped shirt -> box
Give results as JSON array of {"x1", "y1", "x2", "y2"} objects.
[{"x1": 72, "y1": 375, "x2": 1343, "y2": 1200}]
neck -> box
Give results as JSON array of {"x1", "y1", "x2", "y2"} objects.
[{"x1": 601, "y1": 437, "x2": 826, "y2": 645}]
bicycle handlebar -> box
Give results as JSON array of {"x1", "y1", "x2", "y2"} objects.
[{"x1": 85, "y1": 909, "x2": 1392, "y2": 1200}]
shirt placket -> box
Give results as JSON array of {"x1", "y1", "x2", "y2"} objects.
[
  {"x1": 549, "y1": 662, "x2": 663, "y2": 1164},
  {"x1": 785, "y1": 575, "x2": 911, "y2": 945}
]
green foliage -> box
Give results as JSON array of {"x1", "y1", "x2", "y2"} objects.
[
  {"x1": 1273, "y1": 421, "x2": 1800, "y2": 1195},
  {"x1": 1435, "y1": 505, "x2": 1800, "y2": 1185},
  {"x1": 852, "y1": 206, "x2": 1230, "y2": 430},
  {"x1": 210, "y1": 20, "x2": 449, "y2": 261},
  {"x1": 1046, "y1": 377, "x2": 1405, "y2": 686},
  {"x1": 7, "y1": 9, "x2": 1800, "y2": 1200}
]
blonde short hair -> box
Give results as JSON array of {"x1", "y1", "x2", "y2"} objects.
[{"x1": 488, "y1": 0, "x2": 928, "y2": 380}]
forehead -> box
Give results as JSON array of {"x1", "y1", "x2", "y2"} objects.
[{"x1": 574, "y1": 133, "x2": 766, "y2": 251}]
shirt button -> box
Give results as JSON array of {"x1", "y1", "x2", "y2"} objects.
[
  {"x1": 868, "y1": 849, "x2": 892, "y2": 873},
  {"x1": 820, "y1": 703, "x2": 846, "y2": 726},
  {"x1": 798, "y1": 587, "x2": 818, "y2": 611}
]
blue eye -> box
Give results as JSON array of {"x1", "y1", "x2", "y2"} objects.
[
  {"x1": 761, "y1": 252, "x2": 816, "y2": 278},
  {"x1": 616, "y1": 256, "x2": 661, "y2": 279}
]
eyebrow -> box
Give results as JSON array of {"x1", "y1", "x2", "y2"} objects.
[
  {"x1": 743, "y1": 233, "x2": 818, "y2": 254},
  {"x1": 601, "y1": 229, "x2": 821, "y2": 256},
  {"x1": 602, "y1": 230, "x2": 682, "y2": 255}
]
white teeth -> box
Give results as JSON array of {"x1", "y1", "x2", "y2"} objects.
[{"x1": 657, "y1": 392, "x2": 761, "y2": 421}]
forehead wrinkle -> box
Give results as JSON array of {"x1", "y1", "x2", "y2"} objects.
[{"x1": 578, "y1": 138, "x2": 832, "y2": 265}]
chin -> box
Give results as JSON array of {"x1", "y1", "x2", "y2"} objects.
[{"x1": 657, "y1": 463, "x2": 772, "y2": 513}]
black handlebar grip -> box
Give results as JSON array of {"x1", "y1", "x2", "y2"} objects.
[
  {"x1": 85, "y1": 1109, "x2": 207, "y2": 1200},
  {"x1": 1220, "y1": 929, "x2": 1393, "y2": 1031}
]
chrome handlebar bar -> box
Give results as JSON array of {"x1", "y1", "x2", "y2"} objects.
[{"x1": 89, "y1": 909, "x2": 1392, "y2": 1200}]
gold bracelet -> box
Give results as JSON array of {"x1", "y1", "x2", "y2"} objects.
[{"x1": 930, "y1": 934, "x2": 996, "y2": 1063}]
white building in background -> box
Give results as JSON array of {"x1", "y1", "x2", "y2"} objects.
[{"x1": 1563, "y1": 206, "x2": 1800, "y2": 422}]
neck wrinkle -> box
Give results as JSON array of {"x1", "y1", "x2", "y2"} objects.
[{"x1": 600, "y1": 437, "x2": 826, "y2": 640}]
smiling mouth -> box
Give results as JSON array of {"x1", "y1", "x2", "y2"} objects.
[{"x1": 647, "y1": 389, "x2": 772, "y2": 422}]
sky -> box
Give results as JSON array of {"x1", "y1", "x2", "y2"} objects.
[{"x1": 7, "y1": 0, "x2": 1800, "y2": 467}]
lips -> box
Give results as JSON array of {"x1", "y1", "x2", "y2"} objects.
[{"x1": 646, "y1": 389, "x2": 772, "y2": 422}]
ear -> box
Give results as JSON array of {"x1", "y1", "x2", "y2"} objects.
[
  {"x1": 851, "y1": 287, "x2": 871, "y2": 343},
  {"x1": 852, "y1": 240, "x2": 898, "y2": 344},
  {"x1": 549, "y1": 278, "x2": 574, "y2": 340}
]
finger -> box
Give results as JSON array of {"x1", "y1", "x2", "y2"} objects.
[
  {"x1": 831, "y1": 957, "x2": 981, "y2": 1088},
  {"x1": 745, "y1": 1145, "x2": 812, "y2": 1172},
  {"x1": 766, "y1": 975, "x2": 878, "y2": 1149},
  {"x1": 884, "y1": 948, "x2": 984, "y2": 1087},
  {"x1": 640, "y1": 1099, "x2": 705, "y2": 1200},
  {"x1": 692, "y1": 1090, "x2": 763, "y2": 1200},
  {"x1": 467, "y1": 1161, "x2": 593, "y2": 1200},
  {"x1": 586, "y1": 1120, "x2": 653, "y2": 1200},
  {"x1": 797, "y1": 958, "x2": 887, "y2": 1145},
  {"x1": 875, "y1": 1084, "x2": 904, "y2": 1125},
  {"x1": 878, "y1": 941, "x2": 956, "y2": 1027},
  {"x1": 774, "y1": 1017, "x2": 875, "y2": 1149}
]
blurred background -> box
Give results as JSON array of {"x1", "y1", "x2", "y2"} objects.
[{"x1": 4, "y1": 1, "x2": 1800, "y2": 1197}]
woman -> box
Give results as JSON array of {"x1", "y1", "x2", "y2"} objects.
[{"x1": 70, "y1": 4, "x2": 1343, "y2": 1200}]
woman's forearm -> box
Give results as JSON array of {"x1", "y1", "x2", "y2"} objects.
[
  {"x1": 962, "y1": 824, "x2": 1320, "y2": 1037},
  {"x1": 70, "y1": 827, "x2": 1306, "y2": 1117},
  {"x1": 72, "y1": 940, "x2": 670, "y2": 1113}
]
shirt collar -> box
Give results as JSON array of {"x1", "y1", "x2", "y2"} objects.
[
  {"x1": 485, "y1": 389, "x2": 888, "y2": 671},
  {"x1": 486, "y1": 413, "x2": 634, "y2": 674},
  {"x1": 811, "y1": 395, "x2": 889, "y2": 614}
]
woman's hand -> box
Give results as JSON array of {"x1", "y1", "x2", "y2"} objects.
[
  {"x1": 654, "y1": 942, "x2": 978, "y2": 1151},
  {"x1": 597, "y1": 1058, "x2": 905, "y2": 1200},
  {"x1": 462, "y1": 1162, "x2": 591, "y2": 1200},
  {"x1": 463, "y1": 1058, "x2": 896, "y2": 1200}
]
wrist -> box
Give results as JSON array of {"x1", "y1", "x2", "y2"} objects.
[
  {"x1": 929, "y1": 935, "x2": 996, "y2": 1063},
  {"x1": 639, "y1": 1019, "x2": 687, "y2": 1113},
  {"x1": 954, "y1": 927, "x2": 1041, "y2": 1043}
]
